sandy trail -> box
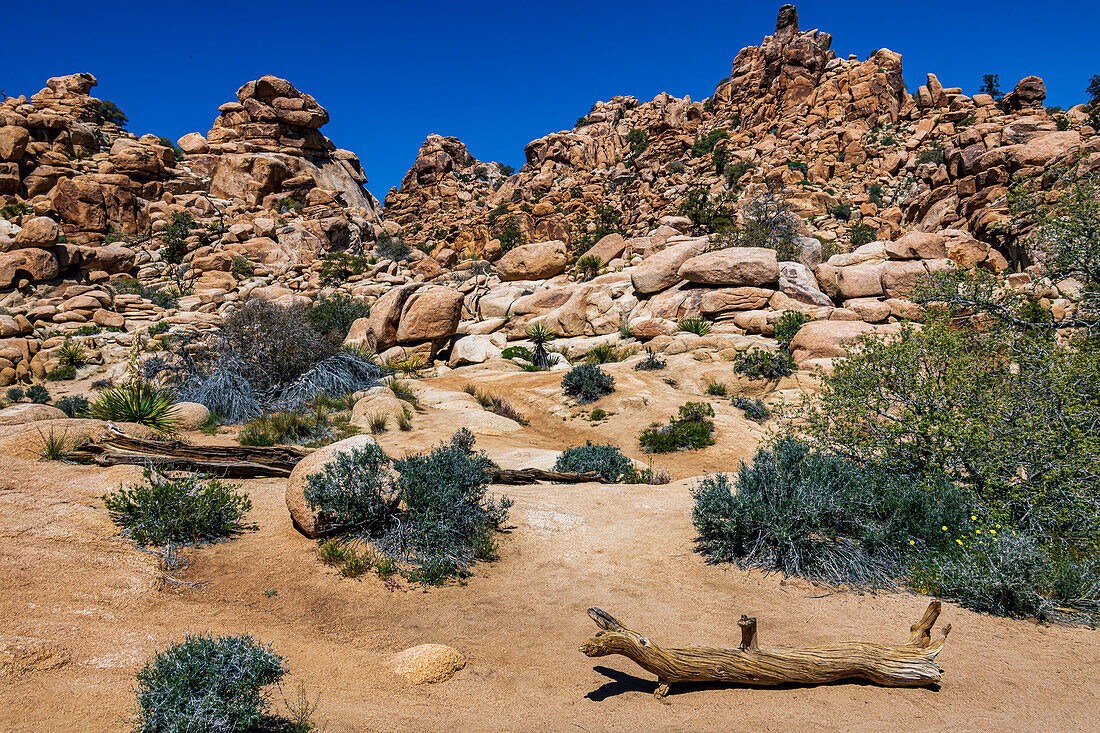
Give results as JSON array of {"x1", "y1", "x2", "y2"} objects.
[{"x1": 1, "y1": 360, "x2": 1097, "y2": 731}]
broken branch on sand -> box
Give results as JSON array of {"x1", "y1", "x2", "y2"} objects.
[{"x1": 580, "y1": 601, "x2": 951, "y2": 698}]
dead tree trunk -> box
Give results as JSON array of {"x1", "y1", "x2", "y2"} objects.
[
  {"x1": 63, "y1": 425, "x2": 310, "y2": 477},
  {"x1": 490, "y1": 468, "x2": 603, "y2": 484},
  {"x1": 580, "y1": 602, "x2": 951, "y2": 699}
]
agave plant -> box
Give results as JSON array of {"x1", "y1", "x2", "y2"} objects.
[
  {"x1": 88, "y1": 380, "x2": 179, "y2": 432},
  {"x1": 525, "y1": 322, "x2": 556, "y2": 370}
]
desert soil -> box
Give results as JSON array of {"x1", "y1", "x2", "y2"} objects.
[{"x1": 1, "y1": 358, "x2": 1097, "y2": 732}]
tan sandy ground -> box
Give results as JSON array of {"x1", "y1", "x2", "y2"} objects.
[{"x1": 1, "y1": 357, "x2": 1098, "y2": 731}]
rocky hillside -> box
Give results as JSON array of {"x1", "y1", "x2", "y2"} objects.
[
  {"x1": 0, "y1": 4, "x2": 1097, "y2": 388},
  {"x1": 383, "y1": 5, "x2": 1096, "y2": 262}
]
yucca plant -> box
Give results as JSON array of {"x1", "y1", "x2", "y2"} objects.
[
  {"x1": 677, "y1": 317, "x2": 712, "y2": 336},
  {"x1": 384, "y1": 377, "x2": 420, "y2": 407},
  {"x1": 397, "y1": 406, "x2": 413, "y2": 431},
  {"x1": 525, "y1": 322, "x2": 556, "y2": 370},
  {"x1": 575, "y1": 254, "x2": 603, "y2": 280},
  {"x1": 88, "y1": 380, "x2": 179, "y2": 432},
  {"x1": 35, "y1": 426, "x2": 68, "y2": 460},
  {"x1": 386, "y1": 353, "x2": 428, "y2": 378},
  {"x1": 583, "y1": 343, "x2": 620, "y2": 364},
  {"x1": 56, "y1": 340, "x2": 87, "y2": 368}
]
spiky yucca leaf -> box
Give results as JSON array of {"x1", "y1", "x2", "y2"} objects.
[{"x1": 88, "y1": 380, "x2": 179, "y2": 432}]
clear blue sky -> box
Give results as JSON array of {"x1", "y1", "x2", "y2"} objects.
[{"x1": 4, "y1": 1, "x2": 1098, "y2": 200}]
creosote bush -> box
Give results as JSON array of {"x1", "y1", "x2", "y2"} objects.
[
  {"x1": 561, "y1": 363, "x2": 615, "y2": 404},
  {"x1": 134, "y1": 634, "x2": 285, "y2": 733},
  {"x1": 554, "y1": 441, "x2": 634, "y2": 483},
  {"x1": 104, "y1": 468, "x2": 251, "y2": 546},
  {"x1": 639, "y1": 402, "x2": 716, "y2": 453}
]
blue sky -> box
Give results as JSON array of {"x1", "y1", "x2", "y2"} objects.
[{"x1": 4, "y1": 1, "x2": 1098, "y2": 200}]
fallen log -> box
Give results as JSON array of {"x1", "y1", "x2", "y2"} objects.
[
  {"x1": 490, "y1": 468, "x2": 603, "y2": 484},
  {"x1": 64, "y1": 425, "x2": 311, "y2": 478},
  {"x1": 580, "y1": 601, "x2": 951, "y2": 698}
]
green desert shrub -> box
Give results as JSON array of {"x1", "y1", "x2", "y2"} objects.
[
  {"x1": 554, "y1": 442, "x2": 634, "y2": 483},
  {"x1": 561, "y1": 363, "x2": 615, "y2": 403},
  {"x1": 374, "y1": 233, "x2": 411, "y2": 262},
  {"x1": 691, "y1": 129, "x2": 729, "y2": 157},
  {"x1": 88, "y1": 380, "x2": 178, "y2": 431},
  {"x1": 307, "y1": 293, "x2": 370, "y2": 343},
  {"x1": 319, "y1": 250, "x2": 371, "y2": 286},
  {"x1": 54, "y1": 395, "x2": 89, "y2": 417},
  {"x1": 46, "y1": 364, "x2": 77, "y2": 381},
  {"x1": 574, "y1": 254, "x2": 603, "y2": 279},
  {"x1": 692, "y1": 438, "x2": 971, "y2": 587},
  {"x1": 624, "y1": 127, "x2": 649, "y2": 159},
  {"x1": 134, "y1": 634, "x2": 285, "y2": 733},
  {"x1": 677, "y1": 186, "x2": 736, "y2": 236},
  {"x1": 104, "y1": 468, "x2": 251, "y2": 546},
  {"x1": 98, "y1": 99, "x2": 128, "y2": 126},
  {"x1": 633, "y1": 350, "x2": 665, "y2": 371},
  {"x1": 26, "y1": 384, "x2": 50, "y2": 404},
  {"x1": 734, "y1": 348, "x2": 795, "y2": 379},
  {"x1": 848, "y1": 222, "x2": 876, "y2": 246},
  {"x1": 5, "y1": 386, "x2": 24, "y2": 402},
  {"x1": 394, "y1": 429, "x2": 512, "y2": 582},
  {"x1": 773, "y1": 310, "x2": 812, "y2": 349},
  {"x1": 305, "y1": 430, "x2": 512, "y2": 582},
  {"x1": 305, "y1": 443, "x2": 394, "y2": 534},
  {"x1": 731, "y1": 395, "x2": 770, "y2": 422},
  {"x1": 639, "y1": 402, "x2": 716, "y2": 453},
  {"x1": 724, "y1": 159, "x2": 756, "y2": 188}
]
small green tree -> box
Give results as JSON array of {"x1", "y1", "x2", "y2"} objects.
[
  {"x1": 677, "y1": 187, "x2": 736, "y2": 236},
  {"x1": 728, "y1": 189, "x2": 803, "y2": 260},
  {"x1": 624, "y1": 128, "x2": 649, "y2": 160},
  {"x1": 1085, "y1": 74, "x2": 1100, "y2": 126},
  {"x1": 979, "y1": 73, "x2": 1002, "y2": 99}
]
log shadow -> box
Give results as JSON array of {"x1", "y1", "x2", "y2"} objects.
[{"x1": 585, "y1": 665, "x2": 940, "y2": 701}]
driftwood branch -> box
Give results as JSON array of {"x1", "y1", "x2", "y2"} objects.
[
  {"x1": 65, "y1": 426, "x2": 602, "y2": 483},
  {"x1": 64, "y1": 426, "x2": 311, "y2": 477},
  {"x1": 580, "y1": 602, "x2": 951, "y2": 699},
  {"x1": 490, "y1": 468, "x2": 603, "y2": 484}
]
